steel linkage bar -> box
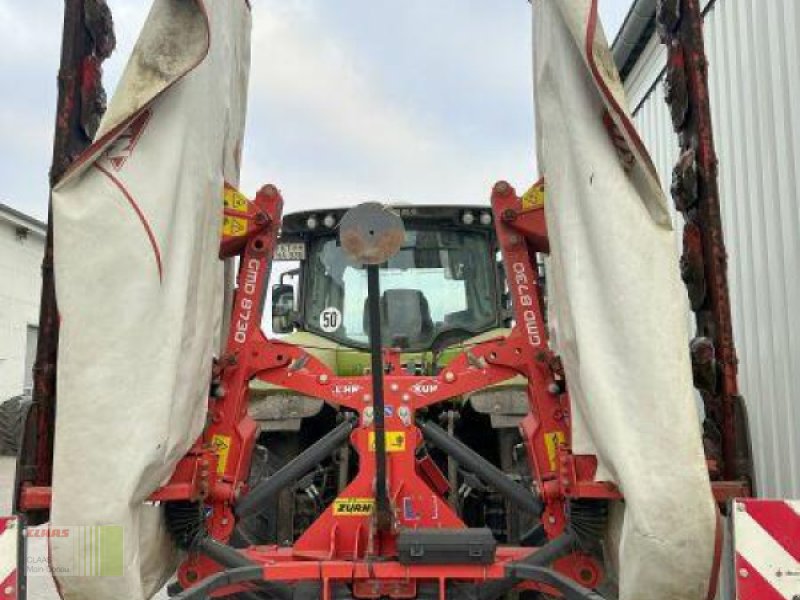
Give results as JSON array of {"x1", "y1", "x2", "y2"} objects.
[
  {"x1": 234, "y1": 416, "x2": 355, "y2": 519},
  {"x1": 366, "y1": 264, "x2": 392, "y2": 532},
  {"x1": 417, "y1": 419, "x2": 543, "y2": 517}
]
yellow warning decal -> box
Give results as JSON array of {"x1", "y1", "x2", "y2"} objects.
[
  {"x1": 521, "y1": 179, "x2": 546, "y2": 212},
  {"x1": 544, "y1": 431, "x2": 565, "y2": 471},
  {"x1": 333, "y1": 498, "x2": 374, "y2": 516},
  {"x1": 368, "y1": 431, "x2": 406, "y2": 453},
  {"x1": 223, "y1": 185, "x2": 249, "y2": 213},
  {"x1": 212, "y1": 434, "x2": 232, "y2": 474},
  {"x1": 222, "y1": 216, "x2": 248, "y2": 237},
  {"x1": 222, "y1": 185, "x2": 249, "y2": 237}
]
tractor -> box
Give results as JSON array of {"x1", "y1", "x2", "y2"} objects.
[{"x1": 240, "y1": 203, "x2": 538, "y2": 550}]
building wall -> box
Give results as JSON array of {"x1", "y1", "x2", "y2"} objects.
[
  {"x1": 622, "y1": 0, "x2": 800, "y2": 499},
  {"x1": 0, "y1": 215, "x2": 44, "y2": 399}
]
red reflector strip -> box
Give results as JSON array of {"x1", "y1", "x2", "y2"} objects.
[
  {"x1": 733, "y1": 499, "x2": 800, "y2": 599},
  {"x1": 0, "y1": 517, "x2": 19, "y2": 600}
]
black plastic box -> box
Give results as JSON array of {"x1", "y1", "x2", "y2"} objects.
[{"x1": 396, "y1": 528, "x2": 497, "y2": 565}]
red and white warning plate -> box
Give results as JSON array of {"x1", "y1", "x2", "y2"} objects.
[
  {"x1": 0, "y1": 516, "x2": 18, "y2": 600},
  {"x1": 733, "y1": 499, "x2": 800, "y2": 599}
]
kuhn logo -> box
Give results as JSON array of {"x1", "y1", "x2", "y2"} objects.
[
  {"x1": 411, "y1": 381, "x2": 439, "y2": 395},
  {"x1": 333, "y1": 383, "x2": 361, "y2": 396},
  {"x1": 104, "y1": 109, "x2": 152, "y2": 171}
]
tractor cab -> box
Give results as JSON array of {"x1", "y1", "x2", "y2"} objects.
[{"x1": 271, "y1": 205, "x2": 508, "y2": 353}]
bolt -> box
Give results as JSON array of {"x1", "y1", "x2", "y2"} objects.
[
  {"x1": 444, "y1": 371, "x2": 456, "y2": 383},
  {"x1": 390, "y1": 383, "x2": 399, "y2": 392},
  {"x1": 501, "y1": 208, "x2": 517, "y2": 222},
  {"x1": 221, "y1": 517, "x2": 229, "y2": 526},
  {"x1": 401, "y1": 393, "x2": 410, "y2": 403},
  {"x1": 4, "y1": 586, "x2": 13, "y2": 596},
  {"x1": 738, "y1": 568, "x2": 749, "y2": 578},
  {"x1": 493, "y1": 181, "x2": 511, "y2": 196},
  {"x1": 186, "y1": 570, "x2": 199, "y2": 582},
  {"x1": 363, "y1": 394, "x2": 371, "y2": 403},
  {"x1": 318, "y1": 374, "x2": 329, "y2": 384},
  {"x1": 548, "y1": 516, "x2": 556, "y2": 524},
  {"x1": 548, "y1": 383, "x2": 561, "y2": 395},
  {"x1": 260, "y1": 184, "x2": 279, "y2": 198},
  {"x1": 363, "y1": 407, "x2": 374, "y2": 425}
]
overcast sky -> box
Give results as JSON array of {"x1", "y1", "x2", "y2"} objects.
[{"x1": 0, "y1": 1, "x2": 633, "y2": 221}]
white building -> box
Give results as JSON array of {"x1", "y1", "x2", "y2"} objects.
[
  {"x1": 0, "y1": 203, "x2": 45, "y2": 400},
  {"x1": 614, "y1": 0, "x2": 800, "y2": 499}
]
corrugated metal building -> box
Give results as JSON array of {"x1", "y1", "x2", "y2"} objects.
[
  {"x1": 614, "y1": 0, "x2": 800, "y2": 499},
  {"x1": 0, "y1": 203, "x2": 45, "y2": 400}
]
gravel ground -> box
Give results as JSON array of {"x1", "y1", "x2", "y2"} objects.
[{"x1": 1, "y1": 456, "x2": 168, "y2": 600}]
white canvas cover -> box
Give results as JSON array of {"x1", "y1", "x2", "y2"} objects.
[
  {"x1": 49, "y1": 1, "x2": 251, "y2": 598},
  {"x1": 532, "y1": 1, "x2": 719, "y2": 599}
]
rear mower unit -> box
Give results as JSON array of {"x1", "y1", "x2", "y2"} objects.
[
  {"x1": 15, "y1": 181, "x2": 756, "y2": 599},
  {"x1": 5, "y1": 0, "x2": 782, "y2": 597},
  {"x1": 160, "y1": 182, "x2": 616, "y2": 599}
]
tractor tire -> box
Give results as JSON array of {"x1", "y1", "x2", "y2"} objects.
[{"x1": 0, "y1": 395, "x2": 31, "y2": 456}]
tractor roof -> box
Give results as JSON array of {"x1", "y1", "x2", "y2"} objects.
[{"x1": 281, "y1": 204, "x2": 495, "y2": 235}]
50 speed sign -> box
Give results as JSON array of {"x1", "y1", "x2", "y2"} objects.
[{"x1": 320, "y1": 307, "x2": 342, "y2": 332}]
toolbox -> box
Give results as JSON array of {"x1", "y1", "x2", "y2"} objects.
[{"x1": 397, "y1": 528, "x2": 497, "y2": 565}]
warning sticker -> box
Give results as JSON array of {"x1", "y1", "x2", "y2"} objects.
[
  {"x1": 521, "y1": 179, "x2": 546, "y2": 212},
  {"x1": 212, "y1": 434, "x2": 232, "y2": 474},
  {"x1": 368, "y1": 431, "x2": 406, "y2": 453},
  {"x1": 222, "y1": 185, "x2": 249, "y2": 237},
  {"x1": 333, "y1": 498, "x2": 374, "y2": 516},
  {"x1": 544, "y1": 430, "x2": 565, "y2": 471},
  {"x1": 223, "y1": 216, "x2": 248, "y2": 237},
  {"x1": 223, "y1": 185, "x2": 249, "y2": 213}
]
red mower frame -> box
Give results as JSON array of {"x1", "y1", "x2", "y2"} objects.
[
  {"x1": 17, "y1": 180, "x2": 741, "y2": 599},
  {"x1": 177, "y1": 180, "x2": 614, "y2": 598}
]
